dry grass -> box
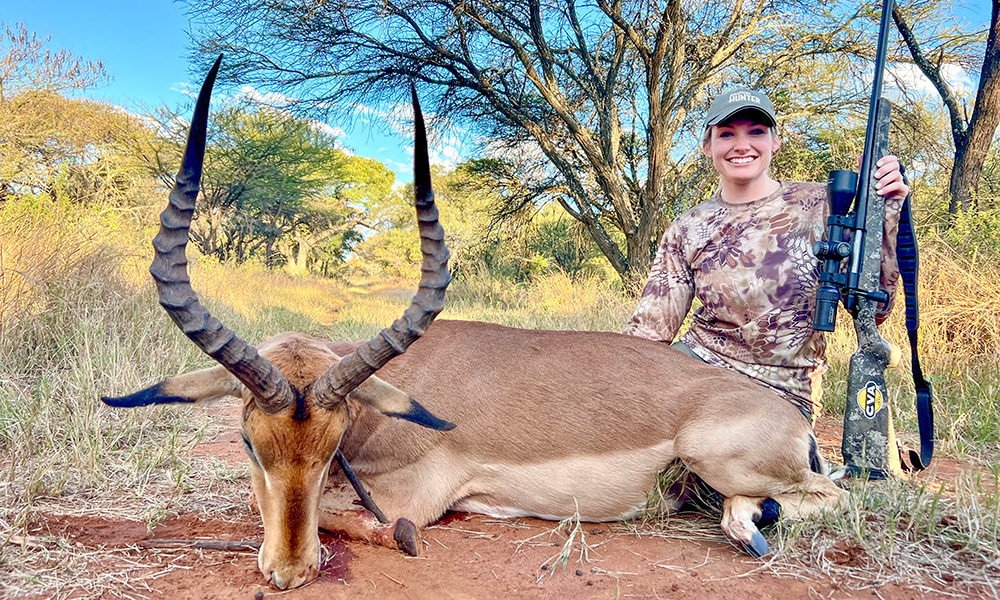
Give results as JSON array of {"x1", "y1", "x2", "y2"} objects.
[
  {"x1": 3, "y1": 193, "x2": 1000, "y2": 597},
  {"x1": 631, "y1": 465, "x2": 1000, "y2": 597},
  {"x1": 918, "y1": 245, "x2": 1000, "y2": 356},
  {"x1": 443, "y1": 270, "x2": 632, "y2": 332},
  {"x1": 193, "y1": 258, "x2": 351, "y2": 330},
  {"x1": 0, "y1": 200, "x2": 245, "y2": 598}
]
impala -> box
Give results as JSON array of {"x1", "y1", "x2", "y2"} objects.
[{"x1": 104, "y1": 58, "x2": 846, "y2": 590}]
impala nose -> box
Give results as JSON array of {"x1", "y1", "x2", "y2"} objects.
[
  {"x1": 258, "y1": 528, "x2": 321, "y2": 588},
  {"x1": 269, "y1": 571, "x2": 288, "y2": 590},
  {"x1": 269, "y1": 563, "x2": 317, "y2": 590}
]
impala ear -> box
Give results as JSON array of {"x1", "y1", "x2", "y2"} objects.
[
  {"x1": 102, "y1": 365, "x2": 243, "y2": 407},
  {"x1": 349, "y1": 376, "x2": 455, "y2": 431}
]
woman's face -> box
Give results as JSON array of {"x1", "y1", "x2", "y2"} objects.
[{"x1": 702, "y1": 119, "x2": 781, "y2": 188}]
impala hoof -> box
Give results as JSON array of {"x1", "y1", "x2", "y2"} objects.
[
  {"x1": 394, "y1": 518, "x2": 421, "y2": 556},
  {"x1": 740, "y1": 530, "x2": 770, "y2": 558}
]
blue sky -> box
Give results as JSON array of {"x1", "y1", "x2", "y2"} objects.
[
  {"x1": 4, "y1": 1, "x2": 989, "y2": 184},
  {"x1": 6, "y1": 1, "x2": 193, "y2": 108},
  {"x1": 4, "y1": 0, "x2": 432, "y2": 183}
]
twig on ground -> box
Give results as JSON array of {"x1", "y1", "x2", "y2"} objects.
[{"x1": 139, "y1": 539, "x2": 261, "y2": 552}]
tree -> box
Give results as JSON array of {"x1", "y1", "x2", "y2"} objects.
[
  {"x1": 278, "y1": 153, "x2": 395, "y2": 275},
  {"x1": 0, "y1": 24, "x2": 150, "y2": 205},
  {"x1": 355, "y1": 161, "x2": 613, "y2": 282},
  {"x1": 892, "y1": 0, "x2": 1000, "y2": 213},
  {"x1": 0, "y1": 23, "x2": 105, "y2": 101},
  {"x1": 186, "y1": 0, "x2": 863, "y2": 285},
  {"x1": 143, "y1": 101, "x2": 394, "y2": 274}
]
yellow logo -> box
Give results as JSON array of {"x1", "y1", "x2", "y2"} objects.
[{"x1": 857, "y1": 381, "x2": 884, "y2": 419}]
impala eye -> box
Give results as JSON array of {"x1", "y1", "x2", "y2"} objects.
[{"x1": 241, "y1": 432, "x2": 257, "y2": 462}]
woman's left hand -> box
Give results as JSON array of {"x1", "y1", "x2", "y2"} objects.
[{"x1": 858, "y1": 154, "x2": 909, "y2": 201}]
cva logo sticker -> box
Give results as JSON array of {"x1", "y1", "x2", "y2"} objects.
[{"x1": 857, "y1": 381, "x2": 884, "y2": 419}]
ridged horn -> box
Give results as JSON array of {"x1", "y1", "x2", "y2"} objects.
[
  {"x1": 312, "y1": 86, "x2": 451, "y2": 410},
  {"x1": 150, "y1": 56, "x2": 294, "y2": 415}
]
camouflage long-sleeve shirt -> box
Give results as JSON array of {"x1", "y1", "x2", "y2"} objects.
[{"x1": 625, "y1": 182, "x2": 902, "y2": 419}]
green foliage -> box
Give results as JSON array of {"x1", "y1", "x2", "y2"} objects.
[
  {"x1": 352, "y1": 163, "x2": 609, "y2": 283},
  {"x1": 937, "y1": 208, "x2": 1000, "y2": 258},
  {"x1": 973, "y1": 142, "x2": 1000, "y2": 212},
  {"x1": 144, "y1": 101, "x2": 394, "y2": 274},
  {"x1": 0, "y1": 26, "x2": 156, "y2": 204},
  {"x1": 0, "y1": 24, "x2": 152, "y2": 207}
]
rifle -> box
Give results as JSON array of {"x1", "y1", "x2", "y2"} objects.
[{"x1": 812, "y1": 0, "x2": 934, "y2": 479}]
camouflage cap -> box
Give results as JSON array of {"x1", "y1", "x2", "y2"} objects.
[{"x1": 705, "y1": 87, "x2": 777, "y2": 129}]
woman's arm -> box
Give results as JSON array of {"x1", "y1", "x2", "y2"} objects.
[
  {"x1": 624, "y1": 223, "x2": 696, "y2": 342},
  {"x1": 872, "y1": 155, "x2": 908, "y2": 324}
]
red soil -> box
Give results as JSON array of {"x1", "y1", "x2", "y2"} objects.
[{"x1": 17, "y1": 405, "x2": 987, "y2": 600}]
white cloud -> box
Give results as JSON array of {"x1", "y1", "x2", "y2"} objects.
[
  {"x1": 302, "y1": 120, "x2": 358, "y2": 154},
  {"x1": 310, "y1": 120, "x2": 347, "y2": 138},
  {"x1": 171, "y1": 81, "x2": 197, "y2": 100},
  {"x1": 350, "y1": 101, "x2": 471, "y2": 167},
  {"x1": 384, "y1": 158, "x2": 412, "y2": 176},
  {"x1": 431, "y1": 144, "x2": 463, "y2": 170},
  {"x1": 887, "y1": 62, "x2": 974, "y2": 97},
  {"x1": 482, "y1": 137, "x2": 545, "y2": 163},
  {"x1": 235, "y1": 85, "x2": 299, "y2": 106}
]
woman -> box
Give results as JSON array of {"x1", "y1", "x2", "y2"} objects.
[{"x1": 624, "y1": 87, "x2": 909, "y2": 422}]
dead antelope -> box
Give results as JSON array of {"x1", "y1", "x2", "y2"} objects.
[{"x1": 104, "y1": 59, "x2": 847, "y2": 590}]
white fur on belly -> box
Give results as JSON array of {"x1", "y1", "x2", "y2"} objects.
[
  {"x1": 449, "y1": 498, "x2": 647, "y2": 522},
  {"x1": 446, "y1": 440, "x2": 675, "y2": 522}
]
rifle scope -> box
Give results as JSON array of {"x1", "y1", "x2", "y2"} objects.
[{"x1": 812, "y1": 170, "x2": 857, "y2": 331}]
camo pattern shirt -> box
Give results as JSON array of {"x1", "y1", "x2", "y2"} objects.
[{"x1": 625, "y1": 182, "x2": 902, "y2": 419}]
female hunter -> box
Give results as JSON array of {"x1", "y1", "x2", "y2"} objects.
[{"x1": 625, "y1": 87, "x2": 909, "y2": 422}]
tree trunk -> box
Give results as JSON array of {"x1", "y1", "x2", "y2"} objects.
[
  {"x1": 949, "y1": 1, "x2": 1000, "y2": 213},
  {"x1": 286, "y1": 237, "x2": 311, "y2": 276},
  {"x1": 896, "y1": 2, "x2": 1000, "y2": 214}
]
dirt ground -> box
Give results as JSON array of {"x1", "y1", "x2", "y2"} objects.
[{"x1": 17, "y1": 406, "x2": 992, "y2": 600}]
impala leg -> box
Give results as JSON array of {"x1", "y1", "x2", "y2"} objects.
[
  {"x1": 721, "y1": 495, "x2": 770, "y2": 557},
  {"x1": 719, "y1": 472, "x2": 847, "y2": 557},
  {"x1": 317, "y1": 477, "x2": 422, "y2": 556},
  {"x1": 317, "y1": 507, "x2": 422, "y2": 556},
  {"x1": 679, "y1": 417, "x2": 849, "y2": 558},
  {"x1": 767, "y1": 471, "x2": 849, "y2": 519}
]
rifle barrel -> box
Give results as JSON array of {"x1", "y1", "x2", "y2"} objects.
[{"x1": 850, "y1": 0, "x2": 895, "y2": 278}]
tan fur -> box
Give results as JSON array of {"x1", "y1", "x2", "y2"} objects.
[
  {"x1": 145, "y1": 321, "x2": 846, "y2": 588},
  {"x1": 159, "y1": 365, "x2": 243, "y2": 403}
]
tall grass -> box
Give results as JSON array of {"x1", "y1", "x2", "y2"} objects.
[
  {"x1": 0, "y1": 199, "x2": 204, "y2": 529},
  {"x1": 193, "y1": 258, "x2": 351, "y2": 332},
  {"x1": 444, "y1": 268, "x2": 632, "y2": 332},
  {"x1": 823, "y1": 240, "x2": 1000, "y2": 459}
]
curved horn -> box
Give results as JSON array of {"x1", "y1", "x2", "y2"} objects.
[
  {"x1": 313, "y1": 86, "x2": 451, "y2": 410},
  {"x1": 150, "y1": 56, "x2": 294, "y2": 415}
]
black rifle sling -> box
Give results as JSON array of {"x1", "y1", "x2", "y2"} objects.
[{"x1": 895, "y1": 185, "x2": 934, "y2": 470}]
